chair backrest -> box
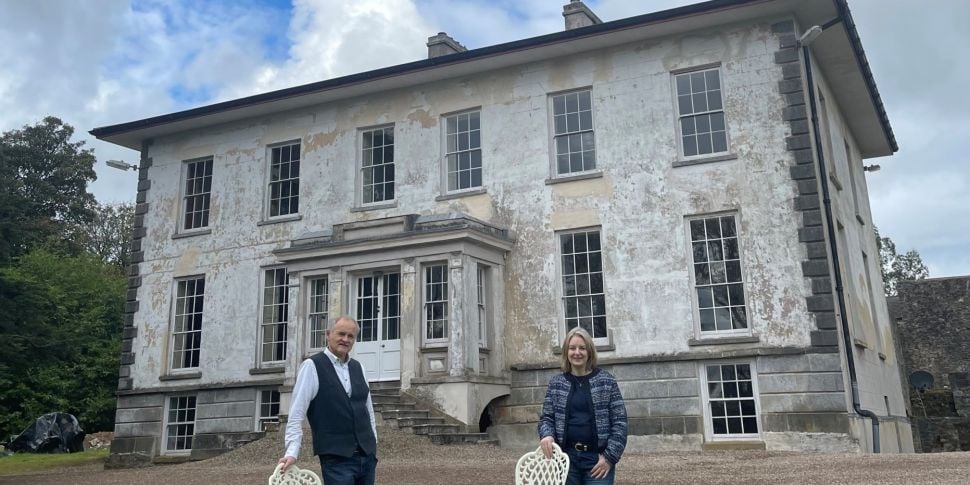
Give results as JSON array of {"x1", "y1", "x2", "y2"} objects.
[
  {"x1": 514, "y1": 443, "x2": 570, "y2": 485},
  {"x1": 269, "y1": 463, "x2": 323, "y2": 485}
]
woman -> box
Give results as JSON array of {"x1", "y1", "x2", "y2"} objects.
[{"x1": 538, "y1": 327, "x2": 627, "y2": 485}]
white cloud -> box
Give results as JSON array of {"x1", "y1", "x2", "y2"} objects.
[{"x1": 1, "y1": 0, "x2": 969, "y2": 276}]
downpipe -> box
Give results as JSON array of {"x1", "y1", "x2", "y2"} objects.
[{"x1": 801, "y1": 39, "x2": 880, "y2": 453}]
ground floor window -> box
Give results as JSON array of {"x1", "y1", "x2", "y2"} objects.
[
  {"x1": 424, "y1": 264, "x2": 449, "y2": 342},
  {"x1": 165, "y1": 395, "x2": 197, "y2": 452},
  {"x1": 703, "y1": 363, "x2": 760, "y2": 438},
  {"x1": 260, "y1": 268, "x2": 288, "y2": 363}
]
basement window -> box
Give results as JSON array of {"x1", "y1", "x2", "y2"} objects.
[
  {"x1": 258, "y1": 389, "x2": 281, "y2": 431},
  {"x1": 164, "y1": 395, "x2": 197, "y2": 453},
  {"x1": 701, "y1": 363, "x2": 761, "y2": 439}
]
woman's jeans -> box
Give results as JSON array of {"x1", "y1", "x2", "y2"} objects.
[{"x1": 565, "y1": 449, "x2": 616, "y2": 485}]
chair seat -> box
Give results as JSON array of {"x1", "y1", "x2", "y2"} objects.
[
  {"x1": 515, "y1": 443, "x2": 570, "y2": 485},
  {"x1": 269, "y1": 463, "x2": 323, "y2": 485}
]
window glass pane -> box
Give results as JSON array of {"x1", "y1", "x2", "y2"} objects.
[
  {"x1": 700, "y1": 309, "x2": 715, "y2": 332},
  {"x1": 712, "y1": 131, "x2": 727, "y2": 153},
  {"x1": 697, "y1": 287, "x2": 713, "y2": 309},
  {"x1": 706, "y1": 365, "x2": 721, "y2": 381},
  {"x1": 682, "y1": 135, "x2": 697, "y2": 157}
]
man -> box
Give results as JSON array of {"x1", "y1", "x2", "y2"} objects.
[{"x1": 278, "y1": 316, "x2": 378, "y2": 485}]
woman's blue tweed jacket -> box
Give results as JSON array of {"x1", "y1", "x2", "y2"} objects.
[{"x1": 537, "y1": 369, "x2": 628, "y2": 464}]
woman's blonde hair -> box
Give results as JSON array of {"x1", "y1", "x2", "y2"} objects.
[{"x1": 560, "y1": 327, "x2": 597, "y2": 373}]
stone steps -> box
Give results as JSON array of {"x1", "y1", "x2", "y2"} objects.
[{"x1": 372, "y1": 382, "x2": 496, "y2": 446}]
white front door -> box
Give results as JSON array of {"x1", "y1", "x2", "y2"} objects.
[{"x1": 351, "y1": 272, "x2": 401, "y2": 381}]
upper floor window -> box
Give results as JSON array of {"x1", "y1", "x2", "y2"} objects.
[
  {"x1": 181, "y1": 158, "x2": 212, "y2": 231},
  {"x1": 268, "y1": 142, "x2": 300, "y2": 217},
  {"x1": 689, "y1": 214, "x2": 747, "y2": 335},
  {"x1": 171, "y1": 276, "x2": 204, "y2": 370},
  {"x1": 260, "y1": 268, "x2": 288, "y2": 363},
  {"x1": 551, "y1": 89, "x2": 596, "y2": 175},
  {"x1": 424, "y1": 263, "x2": 449, "y2": 343},
  {"x1": 675, "y1": 67, "x2": 727, "y2": 157},
  {"x1": 361, "y1": 126, "x2": 395, "y2": 204},
  {"x1": 445, "y1": 111, "x2": 482, "y2": 192},
  {"x1": 559, "y1": 229, "x2": 607, "y2": 340}
]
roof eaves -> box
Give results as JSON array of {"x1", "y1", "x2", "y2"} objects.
[{"x1": 835, "y1": 0, "x2": 897, "y2": 153}]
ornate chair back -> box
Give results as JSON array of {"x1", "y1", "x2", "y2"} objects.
[
  {"x1": 268, "y1": 463, "x2": 322, "y2": 485},
  {"x1": 514, "y1": 443, "x2": 570, "y2": 485}
]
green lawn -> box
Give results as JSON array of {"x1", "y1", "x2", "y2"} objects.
[{"x1": 0, "y1": 449, "x2": 108, "y2": 475}]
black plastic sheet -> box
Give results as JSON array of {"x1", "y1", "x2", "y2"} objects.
[{"x1": 6, "y1": 413, "x2": 85, "y2": 453}]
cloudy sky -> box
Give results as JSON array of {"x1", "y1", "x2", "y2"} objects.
[{"x1": 1, "y1": 0, "x2": 967, "y2": 276}]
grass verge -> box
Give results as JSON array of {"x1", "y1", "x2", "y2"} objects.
[{"x1": 0, "y1": 449, "x2": 108, "y2": 475}]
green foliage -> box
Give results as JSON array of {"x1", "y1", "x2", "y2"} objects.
[
  {"x1": 0, "y1": 448, "x2": 108, "y2": 475},
  {"x1": 875, "y1": 226, "x2": 929, "y2": 296},
  {"x1": 81, "y1": 202, "x2": 134, "y2": 269},
  {"x1": 0, "y1": 249, "x2": 125, "y2": 438},
  {"x1": 0, "y1": 117, "x2": 97, "y2": 263}
]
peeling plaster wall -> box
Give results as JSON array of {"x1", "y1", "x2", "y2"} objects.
[{"x1": 128, "y1": 19, "x2": 817, "y2": 391}]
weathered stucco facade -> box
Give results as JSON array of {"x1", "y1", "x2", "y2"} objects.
[{"x1": 93, "y1": 0, "x2": 912, "y2": 464}]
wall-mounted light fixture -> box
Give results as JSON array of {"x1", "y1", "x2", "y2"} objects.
[
  {"x1": 105, "y1": 159, "x2": 138, "y2": 171},
  {"x1": 863, "y1": 164, "x2": 881, "y2": 173}
]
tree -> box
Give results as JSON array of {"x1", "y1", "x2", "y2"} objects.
[
  {"x1": 0, "y1": 248, "x2": 125, "y2": 437},
  {"x1": 0, "y1": 117, "x2": 97, "y2": 263},
  {"x1": 875, "y1": 226, "x2": 929, "y2": 296},
  {"x1": 81, "y1": 202, "x2": 134, "y2": 269}
]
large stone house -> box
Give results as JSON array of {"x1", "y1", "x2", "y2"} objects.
[{"x1": 91, "y1": 0, "x2": 913, "y2": 462}]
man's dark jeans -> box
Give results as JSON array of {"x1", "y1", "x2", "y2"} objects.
[{"x1": 318, "y1": 452, "x2": 377, "y2": 485}]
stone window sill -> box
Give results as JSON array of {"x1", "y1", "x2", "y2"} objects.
[
  {"x1": 436, "y1": 187, "x2": 487, "y2": 201},
  {"x1": 545, "y1": 170, "x2": 603, "y2": 185},
  {"x1": 672, "y1": 153, "x2": 738, "y2": 168},
  {"x1": 350, "y1": 201, "x2": 397, "y2": 213},
  {"x1": 688, "y1": 335, "x2": 760, "y2": 346},
  {"x1": 250, "y1": 366, "x2": 285, "y2": 375},
  {"x1": 420, "y1": 344, "x2": 448, "y2": 352},
  {"x1": 159, "y1": 372, "x2": 201, "y2": 381},
  {"x1": 258, "y1": 214, "x2": 302, "y2": 226},
  {"x1": 172, "y1": 228, "x2": 211, "y2": 240}
]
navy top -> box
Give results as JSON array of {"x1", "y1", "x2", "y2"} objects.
[{"x1": 565, "y1": 371, "x2": 596, "y2": 446}]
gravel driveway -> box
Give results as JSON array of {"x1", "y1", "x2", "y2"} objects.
[{"x1": 3, "y1": 425, "x2": 969, "y2": 484}]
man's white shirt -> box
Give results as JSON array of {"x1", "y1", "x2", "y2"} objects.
[{"x1": 284, "y1": 347, "x2": 377, "y2": 459}]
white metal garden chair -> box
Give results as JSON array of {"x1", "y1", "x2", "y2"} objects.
[
  {"x1": 269, "y1": 463, "x2": 322, "y2": 485},
  {"x1": 515, "y1": 442, "x2": 570, "y2": 485}
]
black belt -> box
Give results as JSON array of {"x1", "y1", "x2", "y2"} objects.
[{"x1": 570, "y1": 442, "x2": 593, "y2": 452}]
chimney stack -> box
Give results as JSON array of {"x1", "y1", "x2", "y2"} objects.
[
  {"x1": 563, "y1": 0, "x2": 602, "y2": 30},
  {"x1": 427, "y1": 32, "x2": 467, "y2": 59}
]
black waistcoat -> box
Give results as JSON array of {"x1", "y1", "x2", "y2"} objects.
[{"x1": 307, "y1": 352, "x2": 377, "y2": 457}]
